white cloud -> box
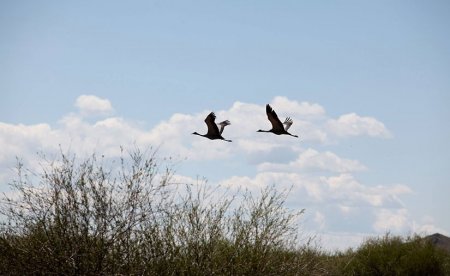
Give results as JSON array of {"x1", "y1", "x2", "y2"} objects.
[
  {"x1": 221, "y1": 172, "x2": 412, "y2": 210},
  {"x1": 223, "y1": 98, "x2": 391, "y2": 146},
  {"x1": 314, "y1": 211, "x2": 326, "y2": 230},
  {"x1": 271, "y1": 96, "x2": 326, "y2": 119},
  {"x1": 325, "y1": 174, "x2": 412, "y2": 208},
  {"x1": 373, "y1": 208, "x2": 410, "y2": 233},
  {"x1": 0, "y1": 95, "x2": 395, "y2": 173},
  {"x1": 338, "y1": 205, "x2": 353, "y2": 214},
  {"x1": 0, "y1": 122, "x2": 53, "y2": 163},
  {"x1": 75, "y1": 95, "x2": 114, "y2": 116},
  {"x1": 258, "y1": 148, "x2": 367, "y2": 173},
  {"x1": 220, "y1": 172, "x2": 325, "y2": 202},
  {"x1": 2, "y1": 94, "x2": 434, "y2": 251},
  {"x1": 226, "y1": 99, "x2": 326, "y2": 143},
  {"x1": 326, "y1": 113, "x2": 391, "y2": 138},
  {"x1": 0, "y1": 96, "x2": 407, "y2": 222},
  {"x1": 219, "y1": 169, "x2": 419, "y2": 242},
  {"x1": 313, "y1": 231, "x2": 371, "y2": 252},
  {"x1": 410, "y1": 216, "x2": 449, "y2": 236},
  {"x1": 295, "y1": 121, "x2": 328, "y2": 143}
]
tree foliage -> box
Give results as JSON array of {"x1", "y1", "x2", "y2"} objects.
[{"x1": 0, "y1": 148, "x2": 320, "y2": 275}]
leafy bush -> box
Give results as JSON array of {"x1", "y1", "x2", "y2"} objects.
[
  {"x1": 2, "y1": 148, "x2": 449, "y2": 275},
  {"x1": 0, "y1": 148, "x2": 324, "y2": 275},
  {"x1": 339, "y1": 234, "x2": 450, "y2": 276}
]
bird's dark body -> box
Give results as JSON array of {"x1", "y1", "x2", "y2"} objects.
[
  {"x1": 192, "y1": 112, "x2": 232, "y2": 142},
  {"x1": 257, "y1": 104, "x2": 298, "y2": 138},
  {"x1": 270, "y1": 129, "x2": 288, "y2": 135},
  {"x1": 203, "y1": 134, "x2": 227, "y2": 141}
]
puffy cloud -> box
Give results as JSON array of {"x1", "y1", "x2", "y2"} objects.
[
  {"x1": 220, "y1": 172, "x2": 325, "y2": 202},
  {"x1": 226, "y1": 99, "x2": 325, "y2": 143},
  {"x1": 0, "y1": 95, "x2": 394, "y2": 169},
  {"x1": 325, "y1": 174, "x2": 412, "y2": 208},
  {"x1": 2, "y1": 95, "x2": 427, "y2": 250},
  {"x1": 326, "y1": 113, "x2": 391, "y2": 138},
  {"x1": 314, "y1": 231, "x2": 371, "y2": 251},
  {"x1": 246, "y1": 146, "x2": 298, "y2": 165},
  {"x1": 75, "y1": 95, "x2": 114, "y2": 116},
  {"x1": 271, "y1": 96, "x2": 326, "y2": 119},
  {"x1": 294, "y1": 121, "x2": 328, "y2": 143},
  {"x1": 373, "y1": 208, "x2": 410, "y2": 233},
  {"x1": 0, "y1": 96, "x2": 404, "y2": 216},
  {"x1": 406, "y1": 216, "x2": 449, "y2": 236},
  {"x1": 224, "y1": 98, "x2": 390, "y2": 146},
  {"x1": 219, "y1": 170, "x2": 417, "y2": 240},
  {"x1": 221, "y1": 172, "x2": 411, "y2": 210},
  {"x1": 258, "y1": 148, "x2": 367, "y2": 173},
  {"x1": 0, "y1": 122, "x2": 53, "y2": 163}
]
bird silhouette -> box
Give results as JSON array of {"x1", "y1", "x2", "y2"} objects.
[
  {"x1": 192, "y1": 112, "x2": 232, "y2": 142},
  {"x1": 257, "y1": 104, "x2": 299, "y2": 138}
]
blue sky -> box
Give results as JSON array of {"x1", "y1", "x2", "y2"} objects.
[{"x1": 1, "y1": 1, "x2": 449, "y2": 250}]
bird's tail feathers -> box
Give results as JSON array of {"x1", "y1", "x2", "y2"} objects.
[
  {"x1": 218, "y1": 120, "x2": 231, "y2": 126},
  {"x1": 283, "y1": 117, "x2": 293, "y2": 131},
  {"x1": 218, "y1": 120, "x2": 231, "y2": 134}
]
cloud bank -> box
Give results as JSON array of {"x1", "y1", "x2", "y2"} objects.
[{"x1": 1, "y1": 95, "x2": 441, "y2": 250}]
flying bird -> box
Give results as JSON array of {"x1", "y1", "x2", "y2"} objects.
[
  {"x1": 192, "y1": 112, "x2": 232, "y2": 142},
  {"x1": 257, "y1": 104, "x2": 299, "y2": 138}
]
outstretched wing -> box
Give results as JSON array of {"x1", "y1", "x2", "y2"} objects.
[
  {"x1": 283, "y1": 117, "x2": 293, "y2": 131},
  {"x1": 217, "y1": 120, "x2": 231, "y2": 134},
  {"x1": 205, "y1": 112, "x2": 220, "y2": 136},
  {"x1": 266, "y1": 104, "x2": 284, "y2": 131}
]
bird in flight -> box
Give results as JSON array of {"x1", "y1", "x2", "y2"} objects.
[
  {"x1": 257, "y1": 104, "x2": 299, "y2": 138},
  {"x1": 192, "y1": 112, "x2": 232, "y2": 142}
]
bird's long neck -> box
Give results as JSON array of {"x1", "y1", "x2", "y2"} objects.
[
  {"x1": 192, "y1": 132, "x2": 205, "y2": 137},
  {"x1": 257, "y1": 129, "x2": 271, "y2": 133}
]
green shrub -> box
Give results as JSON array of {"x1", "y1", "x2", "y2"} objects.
[
  {"x1": 3, "y1": 148, "x2": 448, "y2": 275},
  {"x1": 0, "y1": 148, "x2": 324, "y2": 275},
  {"x1": 339, "y1": 234, "x2": 450, "y2": 276}
]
